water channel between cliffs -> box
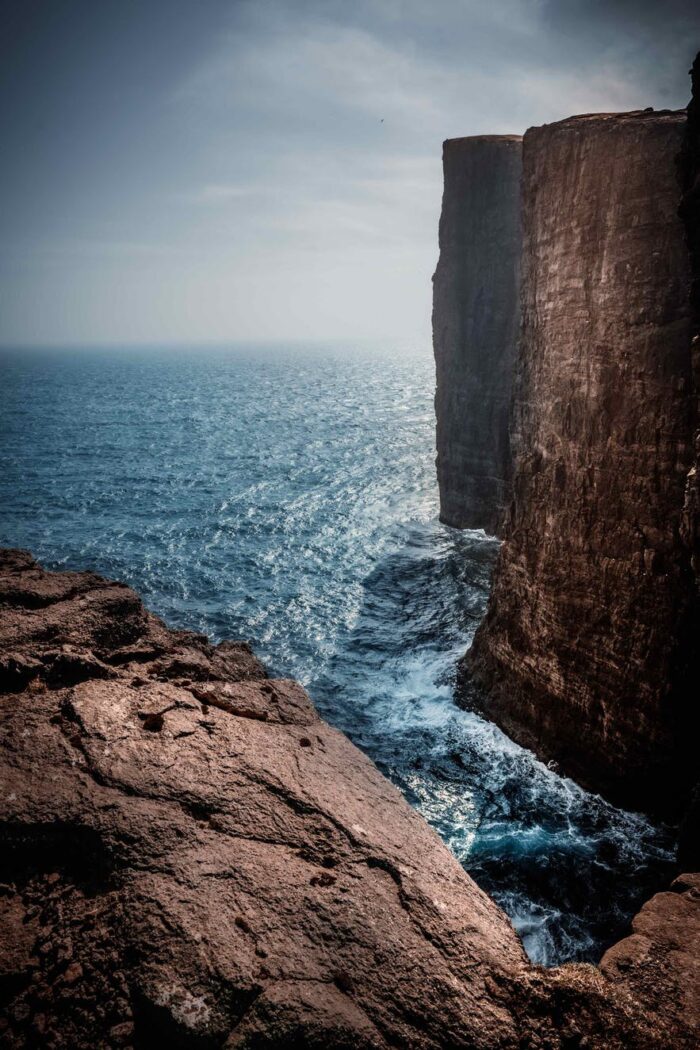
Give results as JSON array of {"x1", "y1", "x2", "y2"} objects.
[{"x1": 0, "y1": 342, "x2": 675, "y2": 965}]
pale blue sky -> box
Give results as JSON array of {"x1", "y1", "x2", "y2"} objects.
[{"x1": 2, "y1": 0, "x2": 699, "y2": 347}]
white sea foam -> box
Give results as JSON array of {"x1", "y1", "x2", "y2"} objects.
[{"x1": 0, "y1": 343, "x2": 674, "y2": 966}]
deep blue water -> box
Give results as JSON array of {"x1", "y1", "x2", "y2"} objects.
[{"x1": 0, "y1": 344, "x2": 674, "y2": 965}]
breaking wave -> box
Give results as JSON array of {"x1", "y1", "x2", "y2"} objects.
[{"x1": 0, "y1": 343, "x2": 674, "y2": 965}]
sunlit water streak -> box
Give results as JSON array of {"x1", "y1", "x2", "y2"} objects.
[{"x1": 0, "y1": 344, "x2": 674, "y2": 965}]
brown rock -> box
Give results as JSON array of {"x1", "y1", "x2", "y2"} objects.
[
  {"x1": 0, "y1": 549, "x2": 697, "y2": 1047},
  {"x1": 62, "y1": 962, "x2": 83, "y2": 985},
  {"x1": 677, "y1": 55, "x2": 700, "y2": 846},
  {"x1": 432, "y1": 135, "x2": 522, "y2": 535},
  {"x1": 466, "y1": 109, "x2": 697, "y2": 811},
  {"x1": 601, "y1": 874, "x2": 700, "y2": 1045}
]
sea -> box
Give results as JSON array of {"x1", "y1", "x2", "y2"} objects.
[{"x1": 0, "y1": 342, "x2": 674, "y2": 966}]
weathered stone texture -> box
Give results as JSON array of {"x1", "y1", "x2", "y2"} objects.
[
  {"x1": 679, "y1": 62, "x2": 700, "y2": 635},
  {"x1": 601, "y1": 872, "x2": 700, "y2": 1046},
  {"x1": 675, "y1": 52, "x2": 700, "y2": 869},
  {"x1": 1, "y1": 549, "x2": 698, "y2": 1047},
  {"x1": 432, "y1": 135, "x2": 522, "y2": 535},
  {"x1": 0, "y1": 551, "x2": 525, "y2": 1050},
  {"x1": 467, "y1": 110, "x2": 696, "y2": 810}
]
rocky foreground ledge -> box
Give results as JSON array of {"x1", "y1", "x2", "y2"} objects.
[{"x1": 0, "y1": 550, "x2": 698, "y2": 1048}]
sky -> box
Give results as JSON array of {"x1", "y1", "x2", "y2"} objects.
[{"x1": 2, "y1": 0, "x2": 700, "y2": 348}]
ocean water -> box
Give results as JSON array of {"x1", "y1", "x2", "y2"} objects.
[{"x1": 0, "y1": 344, "x2": 674, "y2": 966}]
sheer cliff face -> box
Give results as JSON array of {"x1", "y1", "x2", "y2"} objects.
[
  {"x1": 678, "y1": 54, "x2": 700, "y2": 865},
  {"x1": 432, "y1": 136, "x2": 522, "y2": 535},
  {"x1": 467, "y1": 110, "x2": 696, "y2": 810},
  {"x1": 680, "y1": 61, "x2": 700, "y2": 619}
]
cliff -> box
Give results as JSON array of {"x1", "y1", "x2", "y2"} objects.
[
  {"x1": 466, "y1": 108, "x2": 698, "y2": 812},
  {"x1": 678, "y1": 56, "x2": 700, "y2": 867},
  {"x1": 432, "y1": 135, "x2": 522, "y2": 535},
  {"x1": 1, "y1": 549, "x2": 698, "y2": 1048}
]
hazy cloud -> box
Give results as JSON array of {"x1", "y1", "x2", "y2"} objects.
[{"x1": 1, "y1": 0, "x2": 699, "y2": 346}]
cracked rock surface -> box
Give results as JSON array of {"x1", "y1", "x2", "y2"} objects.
[{"x1": 0, "y1": 549, "x2": 698, "y2": 1048}]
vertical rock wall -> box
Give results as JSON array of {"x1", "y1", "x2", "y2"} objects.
[
  {"x1": 678, "y1": 55, "x2": 700, "y2": 862},
  {"x1": 466, "y1": 110, "x2": 696, "y2": 811},
  {"x1": 680, "y1": 61, "x2": 700, "y2": 597},
  {"x1": 432, "y1": 135, "x2": 522, "y2": 535}
]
